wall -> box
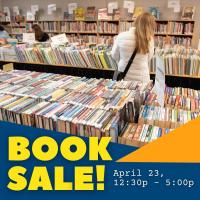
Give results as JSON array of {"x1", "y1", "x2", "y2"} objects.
[{"x1": 1, "y1": 0, "x2": 200, "y2": 48}]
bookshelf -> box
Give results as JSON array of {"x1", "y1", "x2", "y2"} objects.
[
  {"x1": 150, "y1": 73, "x2": 200, "y2": 90},
  {"x1": 0, "y1": 19, "x2": 195, "y2": 46}
]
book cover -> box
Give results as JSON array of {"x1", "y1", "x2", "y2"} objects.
[
  {"x1": 98, "y1": 8, "x2": 110, "y2": 20},
  {"x1": 75, "y1": 7, "x2": 85, "y2": 21},
  {"x1": 133, "y1": 6, "x2": 144, "y2": 19},
  {"x1": 113, "y1": 9, "x2": 120, "y2": 20},
  {"x1": 181, "y1": 6, "x2": 195, "y2": 20},
  {"x1": 148, "y1": 7, "x2": 160, "y2": 19},
  {"x1": 86, "y1": 6, "x2": 96, "y2": 21}
]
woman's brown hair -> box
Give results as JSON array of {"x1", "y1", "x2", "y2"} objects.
[
  {"x1": 32, "y1": 24, "x2": 43, "y2": 41},
  {"x1": 135, "y1": 12, "x2": 156, "y2": 54}
]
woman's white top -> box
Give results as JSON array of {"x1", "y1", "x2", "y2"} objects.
[{"x1": 111, "y1": 27, "x2": 154, "y2": 83}]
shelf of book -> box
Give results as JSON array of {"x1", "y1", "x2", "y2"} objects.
[
  {"x1": 150, "y1": 73, "x2": 200, "y2": 90},
  {"x1": 150, "y1": 72, "x2": 200, "y2": 79},
  {"x1": 1, "y1": 19, "x2": 195, "y2": 46}
]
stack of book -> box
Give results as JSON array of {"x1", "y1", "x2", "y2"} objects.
[
  {"x1": 150, "y1": 46, "x2": 200, "y2": 76},
  {"x1": 0, "y1": 69, "x2": 152, "y2": 142}
]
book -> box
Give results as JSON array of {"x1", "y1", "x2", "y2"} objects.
[
  {"x1": 63, "y1": 11, "x2": 74, "y2": 21},
  {"x1": 133, "y1": 6, "x2": 144, "y2": 19},
  {"x1": 98, "y1": 8, "x2": 111, "y2": 20},
  {"x1": 181, "y1": 6, "x2": 195, "y2": 20},
  {"x1": 148, "y1": 7, "x2": 160, "y2": 19},
  {"x1": 113, "y1": 9, "x2": 120, "y2": 21},
  {"x1": 75, "y1": 8, "x2": 85, "y2": 21},
  {"x1": 85, "y1": 7, "x2": 96, "y2": 21}
]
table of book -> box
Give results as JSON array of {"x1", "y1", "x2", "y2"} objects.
[{"x1": 0, "y1": 69, "x2": 199, "y2": 147}]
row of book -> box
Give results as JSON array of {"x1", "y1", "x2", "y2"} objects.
[
  {"x1": 154, "y1": 36, "x2": 192, "y2": 48},
  {"x1": 138, "y1": 105, "x2": 200, "y2": 129},
  {"x1": 165, "y1": 86, "x2": 200, "y2": 99},
  {"x1": 75, "y1": 21, "x2": 97, "y2": 32},
  {"x1": 0, "y1": 43, "x2": 117, "y2": 69},
  {"x1": 0, "y1": 93, "x2": 121, "y2": 140},
  {"x1": 36, "y1": 21, "x2": 118, "y2": 34},
  {"x1": 0, "y1": 69, "x2": 152, "y2": 142},
  {"x1": 119, "y1": 21, "x2": 134, "y2": 32},
  {"x1": 150, "y1": 46, "x2": 200, "y2": 76},
  {"x1": 155, "y1": 23, "x2": 168, "y2": 34},
  {"x1": 39, "y1": 22, "x2": 60, "y2": 32},
  {"x1": 12, "y1": 43, "x2": 117, "y2": 69},
  {"x1": 98, "y1": 22, "x2": 118, "y2": 34},
  {"x1": 167, "y1": 22, "x2": 194, "y2": 35},
  {"x1": 118, "y1": 123, "x2": 172, "y2": 147},
  {"x1": 64, "y1": 35, "x2": 113, "y2": 45},
  {"x1": 66, "y1": 34, "x2": 96, "y2": 44},
  {"x1": 1, "y1": 93, "x2": 170, "y2": 145},
  {"x1": 59, "y1": 21, "x2": 98, "y2": 33},
  {"x1": 156, "y1": 22, "x2": 194, "y2": 35},
  {"x1": 145, "y1": 90, "x2": 200, "y2": 112},
  {"x1": 170, "y1": 36, "x2": 192, "y2": 47}
]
